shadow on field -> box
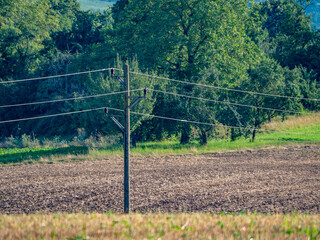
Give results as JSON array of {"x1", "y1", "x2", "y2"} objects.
[
  {"x1": 0, "y1": 146, "x2": 89, "y2": 164},
  {"x1": 261, "y1": 137, "x2": 308, "y2": 142},
  {"x1": 137, "y1": 142, "x2": 200, "y2": 150}
]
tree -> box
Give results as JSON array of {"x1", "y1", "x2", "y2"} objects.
[
  {"x1": 51, "y1": 9, "x2": 113, "y2": 54},
  {"x1": 0, "y1": 0, "x2": 117, "y2": 138},
  {"x1": 239, "y1": 57, "x2": 303, "y2": 142},
  {"x1": 29, "y1": 57, "x2": 157, "y2": 139},
  {"x1": 189, "y1": 88, "x2": 217, "y2": 145},
  {"x1": 258, "y1": 0, "x2": 315, "y2": 69},
  {"x1": 0, "y1": 0, "x2": 63, "y2": 137},
  {"x1": 0, "y1": 0, "x2": 60, "y2": 80},
  {"x1": 113, "y1": 0, "x2": 261, "y2": 143},
  {"x1": 257, "y1": 0, "x2": 320, "y2": 111},
  {"x1": 298, "y1": 67, "x2": 320, "y2": 110}
]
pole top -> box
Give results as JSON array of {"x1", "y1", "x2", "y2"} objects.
[{"x1": 124, "y1": 63, "x2": 129, "y2": 72}]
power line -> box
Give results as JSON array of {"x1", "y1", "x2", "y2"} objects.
[
  {"x1": 130, "y1": 71, "x2": 320, "y2": 102},
  {"x1": 0, "y1": 89, "x2": 144, "y2": 109},
  {"x1": 1, "y1": 103, "x2": 319, "y2": 136},
  {"x1": 0, "y1": 68, "x2": 122, "y2": 84},
  {"x1": 106, "y1": 107, "x2": 320, "y2": 136},
  {"x1": 150, "y1": 89, "x2": 318, "y2": 116},
  {"x1": 0, "y1": 107, "x2": 105, "y2": 124}
]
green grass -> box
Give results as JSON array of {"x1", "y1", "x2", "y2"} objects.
[
  {"x1": 92, "y1": 119, "x2": 320, "y2": 156},
  {"x1": 1, "y1": 114, "x2": 320, "y2": 164}
]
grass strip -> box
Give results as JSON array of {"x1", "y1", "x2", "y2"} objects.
[
  {"x1": 0, "y1": 213, "x2": 319, "y2": 240},
  {"x1": 93, "y1": 114, "x2": 320, "y2": 156},
  {"x1": 2, "y1": 114, "x2": 320, "y2": 164}
]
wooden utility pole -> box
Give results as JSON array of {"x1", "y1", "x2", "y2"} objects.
[
  {"x1": 107, "y1": 64, "x2": 146, "y2": 213},
  {"x1": 124, "y1": 63, "x2": 130, "y2": 213}
]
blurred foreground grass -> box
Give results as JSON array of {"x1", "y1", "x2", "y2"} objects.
[{"x1": 0, "y1": 213, "x2": 319, "y2": 240}]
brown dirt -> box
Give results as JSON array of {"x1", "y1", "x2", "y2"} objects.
[{"x1": 0, "y1": 145, "x2": 319, "y2": 214}]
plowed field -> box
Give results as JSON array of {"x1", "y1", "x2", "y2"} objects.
[{"x1": 0, "y1": 145, "x2": 319, "y2": 214}]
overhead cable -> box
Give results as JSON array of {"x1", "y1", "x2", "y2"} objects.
[
  {"x1": 150, "y1": 89, "x2": 318, "y2": 116},
  {"x1": 129, "y1": 71, "x2": 320, "y2": 102},
  {"x1": 1, "y1": 105, "x2": 319, "y2": 136},
  {"x1": 0, "y1": 107, "x2": 105, "y2": 124},
  {"x1": 106, "y1": 107, "x2": 320, "y2": 136},
  {"x1": 0, "y1": 68, "x2": 122, "y2": 84},
  {"x1": 0, "y1": 89, "x2": 144, "y2": 109}
]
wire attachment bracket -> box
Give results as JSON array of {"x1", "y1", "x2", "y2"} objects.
[
  {"x1": 111, "y1": 68, "x2": 125, "y2": 87},
  {"x1": 104, "y1": 107, "x2": 124, "y2": 133},
  {"x1": 129, "y1": 88, "x2": 147, "y2": 109}
]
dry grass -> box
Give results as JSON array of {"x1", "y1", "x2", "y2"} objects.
[
  {"x1": 0, "y1": 213, "x2": 319, "y2": 240},
  {"x1": 263, "y1": 114, "x2": 320, "y2": 131}
]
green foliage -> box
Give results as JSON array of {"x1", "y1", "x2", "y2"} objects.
[
  {"x1": 1, "y1": 0, "x2": 320, "y2": 146},
  {"x1": 114, "y1": 0, "x2": 262, "y2": 143},
  {"x1": 258, "y1": 0, "x2": 320, "y2": 78},
  {"x1": 257, "y1": 0, "x2": 320, "y2": 29},
  {"x1": 24, "y1": 56, "x2": 157, "y2": 137},
  {"x1": 114, "y1": 0, "x2": 260, "y2": 80},
  {"x1": 239, "y1": 57, "x2": 303, "y2": 141},
  {"x1": 51, "y1": 9, "x2": 113, "y2": 54},
  {"x1": 0, "y1": 0, "x2": 60, "y2": 79},
  {"x1": 256, "y1": 0, "x2": 320, "y2": 114}
]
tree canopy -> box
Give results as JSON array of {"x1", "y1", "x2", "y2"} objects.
[{"x1": 0, "y1": 0, "x2": 320, "y2": 145}]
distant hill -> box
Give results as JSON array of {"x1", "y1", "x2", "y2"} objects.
[
  {"x1": 307, "y1": 0, "x2": 320, "y2": 28},
  {"x1": 78, "y1": 0, "x2": 320, "y2": 28},
  {"x1": 78, "y1": 0, "x2": 115, "y2": 11}
]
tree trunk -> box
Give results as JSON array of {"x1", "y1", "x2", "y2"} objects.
[
  {"x1": 200, "y1": 131, "x2": 207, "y2": 145},
  {"x1": 252, "y1": 128, "x2": 256, "y2": 142},
  {"x1": 252, "y1": 119, "x2": 259, "y2": 142},
  {"x1": 180, "y1": 125, "x2": 191, "y2": 144},
  {"x1": 231, "y1": 128, "x2": 236, "y2": 142}
]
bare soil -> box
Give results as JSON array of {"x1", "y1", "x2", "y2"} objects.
[{"x1": 0, "y1": 145, "x2": 319, "y2": 214}]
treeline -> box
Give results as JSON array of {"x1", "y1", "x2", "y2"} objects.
[{"x1": 0, "y1": 0, "x2": 320, "y2": 145}]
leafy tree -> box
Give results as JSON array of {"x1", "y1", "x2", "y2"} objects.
[
  {"x1": 189, "y1": 88, "x2": 217, "y2": 145},
  {"x1": 51, "y1": 9, "x2": 113, "y2": 54},
  {"x1": 239, "y1": 57, "x2": 303, "y2": 142},
  {"x1": 49, "y1": 0, "x2": 81, "y2": 31},
  {"x1": 258, "y1": 0, "x2": 315, "y2": 69},
  {"x1": 298, "y1": 67, "x2": 320, "y2": 110},
  {"x1": 0, "y1": 0, "x2": 60, "y2": 79},
  {"x1": 29, "y1": 57, "x2": 157, "y2": 139},
  {"x1": 257, "y1": 0, "x2": 320, "y2": 111},
  {"x1": 112, "y1": 0, "x2": 128, "y2": 23},
  {"x1": 113, "y1": 0, "x2": 261, "y2": 143},
  {"x1": 0, "y1": 0, "x2": 117, "y2": 138},
  {"x1": 0, "y1": 0, "x2": 63, "y2": 138},
  {"x1": 279, "y1": 67, "x2": 304, "y2": 121}
]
